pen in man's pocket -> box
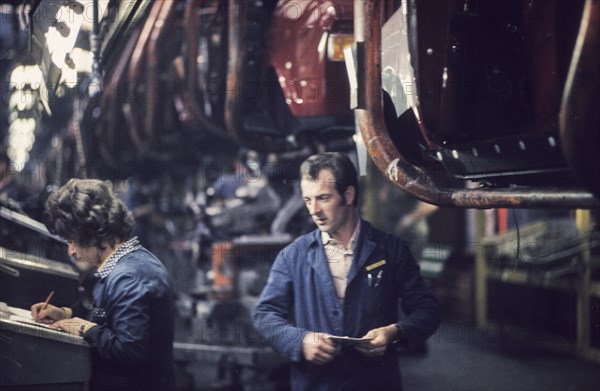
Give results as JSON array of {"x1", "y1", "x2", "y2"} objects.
[{"x1": 42, "y1": 290, "x2": 55, "y2": 310}]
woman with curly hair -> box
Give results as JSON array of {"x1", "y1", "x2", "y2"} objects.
[{"x1": 31, "y1": 179, "x2": 175, "y2": 391}]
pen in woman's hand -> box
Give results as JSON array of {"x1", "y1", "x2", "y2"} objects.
[{"x1": 42, "y1": 290, "x2": 55, "y2": 310}]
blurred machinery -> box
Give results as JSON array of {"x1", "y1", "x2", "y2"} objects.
[
  {"x1": 350, "y1": 0, "x2": 599, "y2": 208},
  {"x1": 0, "y1": 207, "x2": 90, "y2": 390},
  {"x1": 1, "y1": 1, "x2": 356, "y2": 389},
  {"x1": 1, "y1": 0, "x2": 599, "y2": 389}
]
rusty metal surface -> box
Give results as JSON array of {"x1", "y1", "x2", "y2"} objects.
[
  {"x1": 355, "y1": 0, "x2": 599, "y2": 209},
  {"x1": 170, "y1": 1, "x2": 227, "y2": 138},
  {"x1": 145, "y1": 0, "x2": 176, "y2": 144},
  {"x1": 97, "y1": 24, "x2": 143, "y2": 166},
  {"x1": 268, "y1": 0, "x2": 354, "y2": 117},
  {"x1": 224, "y1": 0, "x2": 292, "y2": 152},
  {"x1": 124, "y1": 0, "x2": 165, "y2": 159}
]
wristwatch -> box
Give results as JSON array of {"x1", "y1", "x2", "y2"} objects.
[{"x1": 79, "y1": 323, "x2": 86, "y2": 337}]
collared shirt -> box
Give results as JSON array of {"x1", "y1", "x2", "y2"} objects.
[
  {"x1": 321, "y1": 220, "x2": 361, "y2": 303},
  {"x1": 94, "y1": 237, "x2": 141, "y2": 279}
]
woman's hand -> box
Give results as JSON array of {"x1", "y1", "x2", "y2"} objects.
[
  {"x1": 31, "y1": 303, "x2": 68, "y2": 324},
  {"x1": 51, "y1": 317, "x2": 94, "y2": 336}
]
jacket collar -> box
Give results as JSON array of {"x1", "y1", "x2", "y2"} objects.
[
  {"x1": 94, "y1": 237, "x2": 141, "y2": 279},
  {"x1": 347, "y1": 220, "x2": 377, "y2": 283}
]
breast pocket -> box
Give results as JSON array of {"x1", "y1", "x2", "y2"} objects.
[{"x1": 365, "y1": 266, "x2": 391, "y2": 315}]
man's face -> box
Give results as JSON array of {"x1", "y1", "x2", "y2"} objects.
[
  {"x1": 68, "y1": 241, "x2": 102, "y2": 272},
  {"x1": 300, "y1": 169, "x2": 355, "y2": 236}
]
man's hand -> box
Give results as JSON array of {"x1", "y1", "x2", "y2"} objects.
[
  {"x1": 31, "y1": 303, "x2": 68, "y2": 324},
  {"x1": 354, "y1": 324, "x2": 399, "y2": 358},
  {"x1": 51, "y1": 317, "x2": 93, "y2": 336},
  {"x1": 302, "y1": 332, "x2": 339, "y2": 365}
]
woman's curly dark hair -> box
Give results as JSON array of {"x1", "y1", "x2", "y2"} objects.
[{"x1": 44, "y1": 179, "x2": 134, "y2": 248}]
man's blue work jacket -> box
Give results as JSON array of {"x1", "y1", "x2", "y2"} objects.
[{"x1": 253, "y1": 220, "x2": 440, "y2": 391}]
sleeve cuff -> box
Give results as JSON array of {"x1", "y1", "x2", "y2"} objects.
[
  {"x1": 293, "y1": 330, "x2": 311, "y2": 362},
  {"x1": 397, "y1": 322, "x2": 431, "y2": 350},
  {"x1": 392, "y1": 323, "x2": 404, "y2": 344},
  {"x1": 83, "y1": 322, "x2": 97, "y2": 334},
  {"x1": 82, "y1": 324, "x2": 99, "y2": 344}
]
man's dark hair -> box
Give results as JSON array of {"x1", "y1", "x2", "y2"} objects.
[
  {"x1": 299, "y1": 152, "x2": 359, "y2": 206},
  {"x1": 44, "y1": 179, "x2": 134, "y2": 248}
]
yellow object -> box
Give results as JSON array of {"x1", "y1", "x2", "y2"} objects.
[
  {"x1": 62, "y1": 307, "x2": 73, "y2": 318},
  {"x1": 365, "y1": 259, "x2": 386, "y2": 271},
  {"x1": 328, "y1": 34, "x2": 354, "y2": 61}
]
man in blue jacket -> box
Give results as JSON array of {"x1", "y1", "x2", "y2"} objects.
[
  {"x1": 253, "y1": 153, "x2": 440, "y2": 391},
  {"x1": 31, "y1": 179, "x2": 175, "y2": 391}
]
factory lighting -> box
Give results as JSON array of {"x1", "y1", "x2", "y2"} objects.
[
  {"x1": 7, "y1": 65, "x2": 43, "y2": 171},
  {"x1": 327, "y1": 33, "x2": 354, "y2": 62}
]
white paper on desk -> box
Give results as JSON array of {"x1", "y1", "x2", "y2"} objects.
[
  {"x1": 0, "y1": 302, "x2": 58, "y2": 329},
  {"x1": 325, "y1": 335, "x2": 374, "y2": 344}
]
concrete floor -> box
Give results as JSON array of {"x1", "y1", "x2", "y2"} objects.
[
  {"x1": 180, "y1": 320, "x2": 599, "y2": 390},
  {"x1": 399, "y1": 321, "x2": 600, "y2": 391}
]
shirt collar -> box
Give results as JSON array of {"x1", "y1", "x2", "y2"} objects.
[
  {"x1": 321, "y1": 219, "x2": 361, "y2": 251},
  {"x1": 94, "y1": 237, "x2": 141, "y2": 279}
]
